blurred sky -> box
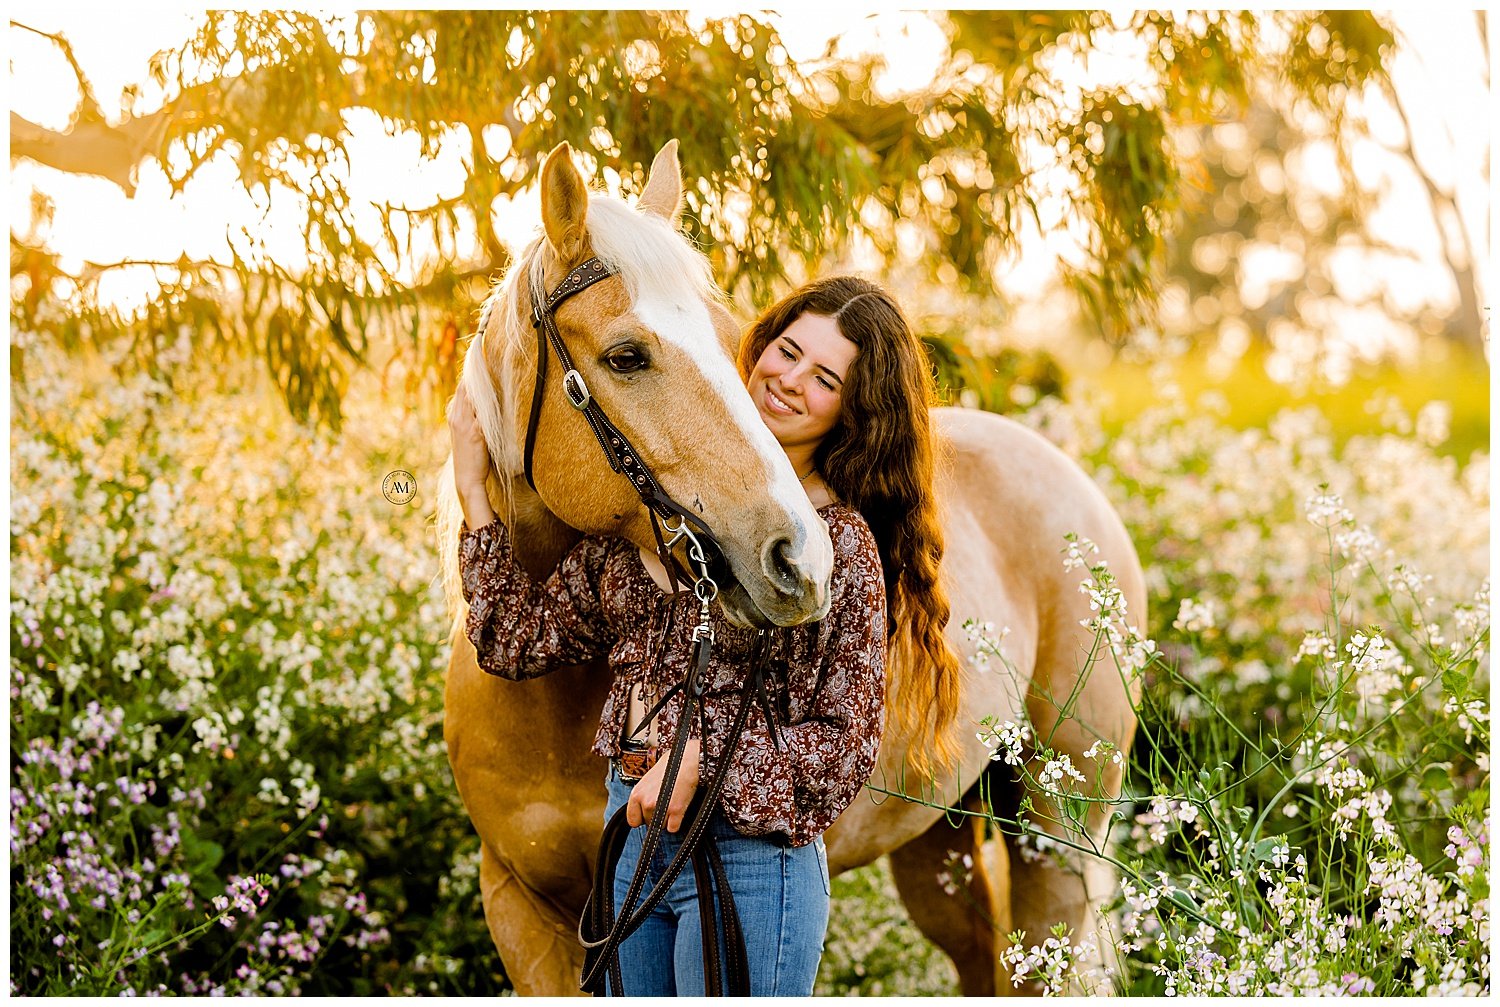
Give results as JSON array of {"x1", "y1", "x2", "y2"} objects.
[{"x1": 7, "y1": 8, "x2": 1491, "y2": 362}]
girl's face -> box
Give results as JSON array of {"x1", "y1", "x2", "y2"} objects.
[{"x1": 746, "y1": 312, "x2": 858, "y2": 453}]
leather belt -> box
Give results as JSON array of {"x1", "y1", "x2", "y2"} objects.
[{"x1": 613, "y1": 745, "x2": 660, "y2": 783}]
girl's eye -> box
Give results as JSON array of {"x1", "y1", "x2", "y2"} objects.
[
  {"x1": 817, "y1": 377, "x2": 836, "y2": 392},
  {"x1": 778, "y1": 345, "x2": 796, "y2": 361}
]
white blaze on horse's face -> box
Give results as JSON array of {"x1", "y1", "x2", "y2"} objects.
[
  {"x1": 529, "y1": 140, "x2": 834, "y2": 627},
  {"x1": 625, "y1": 294, "x2": 834, "y2": 623}
]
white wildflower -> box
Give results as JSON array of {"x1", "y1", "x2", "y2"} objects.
[
  {"x1": 1173, "y1": 597, "x2": 1217, "y2": 633},
  {"x1": 1061, "y1": 534, "x2": 1102, "y2": 572},
  {"x1": 1296, "y1": 631, "x2": 1336, "y2": 662},
  {"x1": 1415, "y1": 400, "x2": 1451, "y2": 447},
  {"x1": 978, "y1": 720, "x2": 1031, "y2": 766},
  {"x1": 1305, "y1": 490, "x2": 1353, "y2": 527}
]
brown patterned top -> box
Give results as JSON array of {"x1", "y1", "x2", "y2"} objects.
[{"x1": 457, "y1": 504, "x2": 887, "y2": 848}]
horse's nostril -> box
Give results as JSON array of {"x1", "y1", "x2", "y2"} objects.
[{"x1": 762, "y1": 536, "x2": 800, "y2": 595}]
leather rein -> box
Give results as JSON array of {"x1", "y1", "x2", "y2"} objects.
[{"x1": 502, "y1": 254, "x2": 785, "y2": 996}]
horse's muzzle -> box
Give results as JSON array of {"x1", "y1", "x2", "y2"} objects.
[{"x1": 717, "y1": 572, "x2": 830, "y2": 630}]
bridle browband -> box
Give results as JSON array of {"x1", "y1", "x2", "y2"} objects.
[{"x1": 519, "y1": 255, "x2": 733, "y2": 594}]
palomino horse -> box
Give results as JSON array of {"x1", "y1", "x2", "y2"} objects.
[{"x1": 437, "y1": 141, "x2": 1145, "y2": 995}]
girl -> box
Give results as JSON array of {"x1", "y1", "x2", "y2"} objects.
[{"x1": 449, "y1": 276, "x2": 961, "y2": 995}]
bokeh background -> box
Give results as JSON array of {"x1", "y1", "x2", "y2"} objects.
[{"x1": 9, "y1": 10, "x2": 1489, "y2": 995}]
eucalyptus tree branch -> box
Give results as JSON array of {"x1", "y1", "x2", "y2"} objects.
[
  {"x1": 11, "y1": 21, "x2": 104, "y2": 121},
  {"x1": 10, "y1": 112, "x2": 166, "y2": 196},
  {"x1": 1476, "y1": 11, "x2": 1489, "y2": 75}
]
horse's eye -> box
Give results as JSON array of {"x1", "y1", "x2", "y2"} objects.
[{"x1": 604, "y1": 345, "x2": 650, "y2": 374}]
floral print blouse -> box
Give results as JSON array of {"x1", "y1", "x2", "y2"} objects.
[{"x1": 457, "y1": 503, "x2": 886, "y2": 848}]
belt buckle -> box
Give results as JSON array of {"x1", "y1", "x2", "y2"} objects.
[{"x1": 617, "y1": 744, "x2": 658, "y2": 783}]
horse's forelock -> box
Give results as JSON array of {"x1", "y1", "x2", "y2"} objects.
[{"x1": 584, "y1": 196, "x2": 724, "y2": 313}]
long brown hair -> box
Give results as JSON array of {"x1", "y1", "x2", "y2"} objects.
[{"x1": 738, "y1": 276, "x2": 963, "y2": 775}]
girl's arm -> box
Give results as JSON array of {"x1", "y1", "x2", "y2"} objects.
[
  {"x1": 450, "y1": 383, "x2": 615, "y2": 678},
  {"x1": 458, "y1": 513, "x2": 617, "y2": 680}
]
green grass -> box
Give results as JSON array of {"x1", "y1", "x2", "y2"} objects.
[
  {"x1": 1074, "y1": 341, "x2": 1489, "y2": 462},
  {"x1": 816, "y1": 858, "x2": 959, "y2": 996}
]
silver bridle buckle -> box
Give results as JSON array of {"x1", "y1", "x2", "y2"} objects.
[
  {"x1": 691, "y1": 575, "x2": 718, "y2": 643},
  {"x1": 562, "y1": 369, "x2": 591, "y2": 410}
]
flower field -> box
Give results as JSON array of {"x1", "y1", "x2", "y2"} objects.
[
  {"x1": 9, "y1": 335, "x2": 1488, "y2": 995},
  {"x1": 10, "y1": 336, "x2": 499, "y2": 995},
  {"x1": 1039, "y1": 379, "x2": 1486, "y2": 995}
]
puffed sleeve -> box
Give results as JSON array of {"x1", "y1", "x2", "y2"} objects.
[
  {"x1": 703, "y1": 511, "x2": 887, "y2": 841},
  {"x1": 458, "y1": 518, "x2": 617, "y2": 679}
]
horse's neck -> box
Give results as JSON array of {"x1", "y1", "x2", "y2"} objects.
[{"x1": 505, "y1": 476, "x2": 585, "y2": 580}]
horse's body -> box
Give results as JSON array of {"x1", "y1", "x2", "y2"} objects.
[{"x1": 439, "y1": 142, "x2": 1144, "y2": 995}]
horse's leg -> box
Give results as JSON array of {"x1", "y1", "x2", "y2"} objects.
[
  {"x1": 1002, "y1": 830, "x2": 1121, "y2": 995},
  {"x1": 479, "y1": 841, "x2": 589, "y2": 997},
  {"x1": 1005, "y1": 649, "x2": 1136, "y2": 994},
  {"x1": 887, "y1": 786, "x2": 1015, "y2": 996}
]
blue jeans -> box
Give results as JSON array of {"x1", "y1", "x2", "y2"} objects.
[{"x1": 601, "y1": 765, "x2": 830, "y2": 996}]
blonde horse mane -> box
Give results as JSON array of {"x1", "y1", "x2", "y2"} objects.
[{"x1": 435, "y1": 190, "x2": 728, "y2": 636}]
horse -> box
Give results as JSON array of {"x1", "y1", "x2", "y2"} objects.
[{"x1": 436, "y1": 140, "x2": 1145, "y2": 996}]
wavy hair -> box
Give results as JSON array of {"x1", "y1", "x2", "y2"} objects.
[{"x1": 738, "y1": 277, "x2": 963, "y2": 775}]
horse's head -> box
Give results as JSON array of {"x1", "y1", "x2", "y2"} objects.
[{"x1": 465, "y1": 140, "x2": 833, "y2": 627}]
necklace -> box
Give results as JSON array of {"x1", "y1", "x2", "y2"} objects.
[{"x1": 798, "y1": 466, "x2": 817, "y2": 484}]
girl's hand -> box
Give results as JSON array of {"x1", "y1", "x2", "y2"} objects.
[
  {"x1": 627, "y1": 739, "x2": 700, "y2": 833},
  {"x1": 447, "y1": 384, "x2": 492, "y2": 494}
]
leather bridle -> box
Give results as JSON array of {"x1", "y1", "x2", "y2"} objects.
[
  {"x1": 492, "y1": 254, "x2": 793, "y2": 996},
  {"x1": 519, "y1": 255, "x2": 733, "y2": 595}
]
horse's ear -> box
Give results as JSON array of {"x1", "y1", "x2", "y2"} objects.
[
  {"x1": 541, "y1": 142, "x2": 589, "y2": 264},
  {"x1": 637, "y1": 139, "x2": 684, "y2": 224}
]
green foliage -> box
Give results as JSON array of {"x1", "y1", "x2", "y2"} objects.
[
  {"x1": 1282, "y1": 11, "x2": 1396, "y2": 104},
  {"x1": 922, "y1": 332, "x2": 1067, "y2": 413},
  {"x1": 816, "y1": 858, "x2": 959, "y2": 995},
  {"x1": 1060, "y1": 92, "x2": 1177, "y2": 337},
  {"x1": 12, "y1": 10, "x2": 1397, "y2": 431}
]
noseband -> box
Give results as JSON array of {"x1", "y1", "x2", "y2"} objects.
[{"x1": 517, "y1": 256, "x2": 732, "y2": 594}]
